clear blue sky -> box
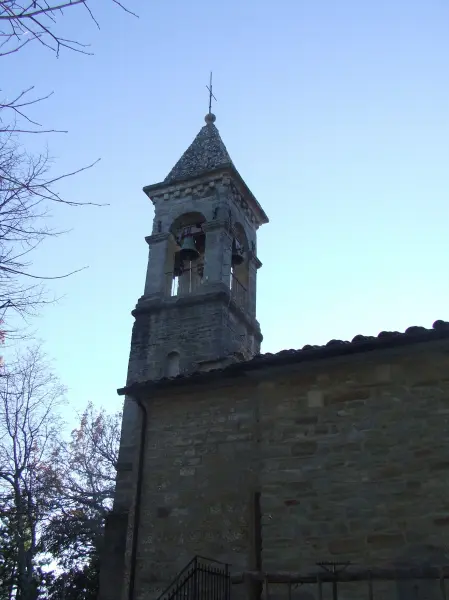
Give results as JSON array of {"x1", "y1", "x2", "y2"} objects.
[{"x1": 4, "y1": 0, "x2": 449, "y2": 414}]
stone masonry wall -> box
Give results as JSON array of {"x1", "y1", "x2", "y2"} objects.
[
  {"x1": 130, "y1": 379, "x2": 258, "y2": 600},
  {"x1": 257, "y1": 340, "x2": 449, "y2": 600},
  {"x1": 131, "y1": 289, "x2": 260, "y2": 380},
  {"x1": 259, "y1": 341, "x2": 449, "y2": 572},
  {"x1": 127, "y1": 338, "x2": 449, "y2": 600}
]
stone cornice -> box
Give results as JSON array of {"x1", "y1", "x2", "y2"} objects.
[
  {"x1": 144, "y1": 232, "x2": 171, "y2": 245},
  {"x1": 143, "y1": 166, "x2": 269, "y2": 228},
  {"x1": 143, "y1": 170, "x2": 223, "y2": 200},
  {"x1": 201, "y1": 219, "x2": 232, "y2": 233},
  {"x1": 132, "y1": 283, "x2": 262, "y2": 338},
  {"x1": 222, "y1": 170, "x2": 269, "y2": 227}
]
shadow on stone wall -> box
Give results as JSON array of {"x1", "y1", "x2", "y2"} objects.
[
  {"x1": 394, "y1": 544, "x2": 449, "y2": 600},
  {"x1": 295, "y1": 592, "x2": 315, "y2": 600},
  {"x1": 234, "y1": 544, "x2": 449, "y2": 600}
]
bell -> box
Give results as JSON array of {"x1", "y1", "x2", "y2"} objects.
[
  {"x1": 179, "y1": 236, "x2": 200, "y2": 262},
  {"x1": 173, "y1": 252, "x2": 184, "y2": 277},
  {"x1": 231, "y1": 239, "x2": 244, "y2": 266}
]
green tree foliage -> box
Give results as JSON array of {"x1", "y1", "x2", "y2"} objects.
[
  {"x1": 43, "y1": 402, "x2": 121, "y2": 598},
  {"x1": 0, "y1": 505, "x2": 17, "y2": 600},
  {"x1": 45, "y1": 559, "x2": 100, "y2": 600},
  {"x1": 0, "y1": 348, "x2": 121, "y2": 599}
]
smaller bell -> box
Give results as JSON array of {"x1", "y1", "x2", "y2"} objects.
[
  {"x1": 231, "y1": 239, "x2": 244, "y2": 266},
  {"x1": 179, "y1": 236, "x2": 200, "y2": 262}
]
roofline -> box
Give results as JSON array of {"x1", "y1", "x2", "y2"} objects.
[
  {"x1": 118, "y1": 320, "x2": 449, "y2": 397},
  {"x1": 142, "y1": 165, "x2": 269, "y2": 226}
]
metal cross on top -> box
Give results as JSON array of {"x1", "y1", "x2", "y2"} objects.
[{"x1": 206, "y1": 71, "x2": 217, "y2": 114}]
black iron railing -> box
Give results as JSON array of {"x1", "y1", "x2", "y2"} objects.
[
  {"x1": 165, "y1": 269, "x2": 247, "y2": 308},
  {"x1": 236, "y1": 563, "x2": 449, "y2": 600},
  {"x1": 166, "y1": 267, "x2": 204, "y2": 297},
  {"x1": 230, "y1": 273, "x2": 247, "y2": 309},
  {"x1": 157, "y1": 556, "x2": 230, "y2": 600}
]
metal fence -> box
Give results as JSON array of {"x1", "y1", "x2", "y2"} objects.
[
  {"x1": 164, "y1": 270, "x2": 247, "y2": 308},
  {"x1": 165, "y1": 268, "x2": 204, "y2": 297},
  {"x1": 157, "y1": 556, "x2": 231, "y2": 600},
  {"x1": 235, "y1": 564, "x2": 449, "y2": 600},
  {"x1": 230, "y1": 273, "x2": 247, "y2": 309}
]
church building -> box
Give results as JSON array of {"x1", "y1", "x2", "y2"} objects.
[{"x1": 99, "y1": 109, "x2": 449, "y2": 600}]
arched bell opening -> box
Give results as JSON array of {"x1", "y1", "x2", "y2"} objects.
[
  {"x1": 165, "y1": 212, "x2": 206, "y2": 297},
  {"x1": 230, "y1": 222, "x2": 249, "y2": 309}
]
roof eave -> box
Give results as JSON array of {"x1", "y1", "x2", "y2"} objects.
[
  {"x1": 228, "y1": 165, "x2": 269, "y2": 226},
  {"x1": 117, "y1": 321, "x2": 449, "y2": 398}
]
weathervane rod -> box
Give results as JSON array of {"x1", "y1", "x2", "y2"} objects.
[{"x1": 206, "y1": 71, "x2": 217, "y2": 114}]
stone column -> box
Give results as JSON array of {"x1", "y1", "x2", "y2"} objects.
[
  {"x1": 143, "y1": 232, "x2": 171, "y2": 297},
  {"x1": 98, "y1": 393, "x2": 141, "y2": 600},
  {"x1": 202, "y1": 220, "x2": 233, "y2": 286},
  {"x1": 98, "y1": 511, "x2": 129, "y2": 600},
  {"x1": 247, "y1": 251, "x2": 262, "y2": 319}
]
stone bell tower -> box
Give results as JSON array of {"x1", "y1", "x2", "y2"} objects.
[
  {"x1": 128, "y1": 111, "x2": 269, "y2": 382},
  {"x1": 99, "y1": 111, "x2": 268, "y2": 600}
]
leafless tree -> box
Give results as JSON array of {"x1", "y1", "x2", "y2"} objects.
[
  {"x1": 0, "y1": 127, "x2": 98, "y2": 334},
  {"x1": 0, "y1": 1, "x2": 137, "y2": 57},
  {"x1": 0, "y1": 345, "x2": 66, "y2": 600},
  {"x1": 0, "y1": 1, "x2": 137, "y2": 335}
]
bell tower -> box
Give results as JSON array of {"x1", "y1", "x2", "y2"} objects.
[
  {"x1": 99, "y1": 111, "x2": 268, "y2": 600},
  {"x1": 128, "y1": 111, "x2": 269, "y2": 382}
]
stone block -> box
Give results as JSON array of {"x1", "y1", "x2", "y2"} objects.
[
  {"x1": 433, "y1": 515, "x2": 449, "y2": 526},
  {"x1": 307, "y1": 390, "x2": 323, "y2": 407},
  {"x1": 328, "y1": 537, "x2": 365, "y2": 555},
  {"x1": 295, "y1": 415, "x2": 319, "y2": 425},
  {"x1": 366, "y1": 532, "x2": 405, "y2": 548},
  {"x1": 327, "y1": 389, "x2": 371, "y2": 404},
  {"x1": 376, "y1": 364, "x2": 393, "y2": 382},
  {"x1": 291, "y1": 441, "x2": 317, "y2": 456}
]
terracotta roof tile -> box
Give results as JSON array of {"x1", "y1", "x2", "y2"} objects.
[{"x1": 118, "y1": 320, "x2": 449, "y2": 396}]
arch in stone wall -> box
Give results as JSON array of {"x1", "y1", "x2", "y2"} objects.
[
  {"x1": 169, "y1": 211, "x2": 206, "y2": 237},
  {"x1": 165, "y1": 351, "x2": 180, "y2": 378},
  {"x1": 165, "y1": 211, "x2": 207, "y2": 294}
]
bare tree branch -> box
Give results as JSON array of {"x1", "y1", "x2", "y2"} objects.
[
  {"x1": 0, "y1": 133, "x2": 99, "y2": 331},
  {"x1": 0, "y1": 1, "x2": 137, "y2": 334},
  {"x1": 0, "y1": 0, "x2": 138, "y2": 57},
  {"x1": 0, "y1": 1, "x2": 86, "y2": 20},
  {"x1": 0, "y1": 346, "x2": 66, "y2": 600}
]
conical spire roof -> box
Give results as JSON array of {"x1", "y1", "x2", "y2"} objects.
[{"x1": 164, "y1": 114, "x2": 233, "y2": 184}]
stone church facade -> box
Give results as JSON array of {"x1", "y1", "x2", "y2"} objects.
[{"x1": 98, "y1": 111, "x2": 449, "y2": 600}]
